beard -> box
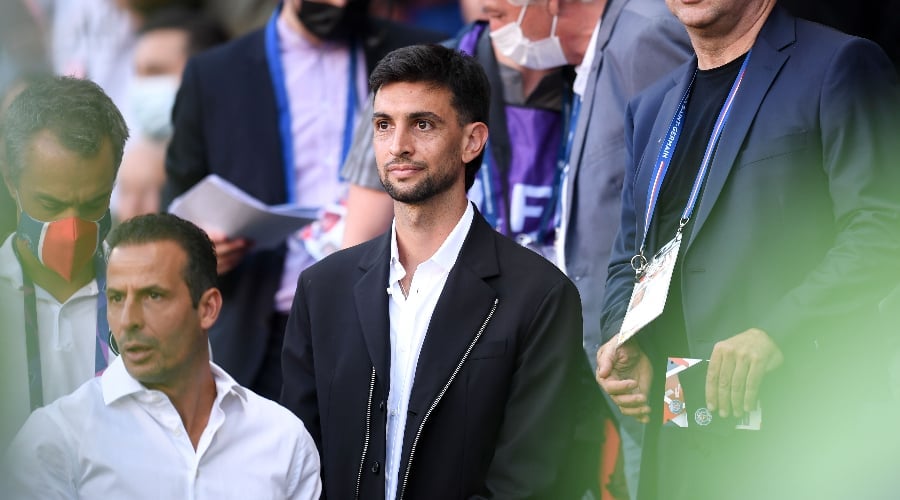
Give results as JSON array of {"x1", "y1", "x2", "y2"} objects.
[{"x1": 379, "y1": 156, "x2": 460, "y2": 205}]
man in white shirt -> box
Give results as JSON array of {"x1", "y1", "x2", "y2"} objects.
[
  {"x1": 6, "y1": 213, "x2": 321, "y2": 499},
  {"x1": 282, "y1": 44, "x2": 600, "y2": 499},
  {"x1": 0, "y1": 76, "x2": 128, "y2": 449}
]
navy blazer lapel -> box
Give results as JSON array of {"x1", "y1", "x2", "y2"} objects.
[
  {"x1": 687, "y1": 7, "x2": 794, "y2": 247},
  {"x1": 354, "y1": 232, "x2": 393, "y2": 392},
  {"x1": 406, "y1": 213, "x2": 500, "y2": 416}
]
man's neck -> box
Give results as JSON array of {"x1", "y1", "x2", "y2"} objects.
[
  {"x1": 690, "y1": 0, "x2": 775, "y2": 70},
  {"x1": 393, "y1": 193, "x2": 469, "y2": 280},
  {"x1": 151, "y1": 362, "x2": 217, "y2": 451},
  {"x1": 279, "y1": 1, "x2": 327, "y2": 46},
  {"x1": 15, "y1": 237, "x2": 95, "y2": 303}
]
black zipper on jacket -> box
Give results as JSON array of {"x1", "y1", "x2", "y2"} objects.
[
  {"x1": 355, "y1": 366, "x2": 377, "y2": 499},
  {"x1": 399, "y1": 298, "x2": 499, "y2": 500}
]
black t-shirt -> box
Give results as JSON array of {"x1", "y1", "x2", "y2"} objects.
[{"x1": 647, "y1": 54, "x2": 747, "y2": 357}]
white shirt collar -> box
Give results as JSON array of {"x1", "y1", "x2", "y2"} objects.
[
  {"x1": 101, "y1": 356, "x2": 248, "y2": 406},
  {"x1": 573, "y1": 20, "x2": 602, "y2": 97},
  {"x1": 0, "y1": 234, "x2": 26, "y2": 290},
  {"x1": 388, "y1": 202, "x2": 475, "y2": 285}
]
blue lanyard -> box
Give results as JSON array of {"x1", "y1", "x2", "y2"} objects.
[
  {"x1": 532, "y1": 92, "x2": 578, "y2": 242},
  {"x1": 264, "y1": 9, "x2": 359, "y2": 202},
  {"x1": 544, "y1": 94, "x2": 581, "y2": 234},
  {"x1": 13, "y1": 247, "x2": 109, "y2": 410},
  {"x1": 636, "y1": 52, "x2": 752, "y2": 263}
]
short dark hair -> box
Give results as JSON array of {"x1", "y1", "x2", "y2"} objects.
[
  {"x1": 369, "y1": 44, "x2": 490, "y2": 190},
  {"x1": 138, "y1": 7, "x2": 228, "y2": 55},
  {"x1": 2, "y1": 76, "x2": 129, "y2": 183},
  {"x1": 107, "y1": 213, "x2": 217, "y2": 307}
]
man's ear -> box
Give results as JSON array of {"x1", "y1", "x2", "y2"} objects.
[
  {"x1": 197, "y1": 287, "x2": 223, "y2": 330},
  {"x1": 461, "y1": 122, "x2": 489, "y2": 165}
]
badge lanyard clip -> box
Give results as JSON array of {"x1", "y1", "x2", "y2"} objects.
[{"x1": 630, "y1": 52, "x2": 752, "y2": 275}]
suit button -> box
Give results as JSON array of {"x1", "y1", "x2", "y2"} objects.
[{"x1": 371, "y1": 461, "x2": 380, "y2": 474}]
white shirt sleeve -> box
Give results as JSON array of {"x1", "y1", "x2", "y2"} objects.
[
  {"x1": 5, "y1": 408, "x2": 78, "y2": 499},
  {"x1": 286, "y1": 419, "x2": 323, "y2": 500}
]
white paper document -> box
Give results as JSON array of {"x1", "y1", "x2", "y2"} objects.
[{"x1": 168, "y1": 174, "x2": 318, "y2": 250}]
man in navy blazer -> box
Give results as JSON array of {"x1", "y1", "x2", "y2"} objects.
[
  {"x1": 162, "y1": 0, "x2": 441, "y2": 399},
  {"x1": 281, "y1": 44, "x2": 600, "y2": 499},
  {"x1": 595, "y1": 0, "x2": 900, "y2": 498}
]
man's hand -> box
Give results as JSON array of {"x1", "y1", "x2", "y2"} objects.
[
  {"x1": 706, "y1": 327, "x2": 783, "y2": 418},
  {"x1": 204, "y1": 229, "x2": 252, "y2": 275},
  {"x1": 596, "y1": 339, "x2": 653, "y2": 423}
]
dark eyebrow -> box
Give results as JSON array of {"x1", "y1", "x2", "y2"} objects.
[
  {"x1": 372, "y1": 111, "x2": 445, "y2": 124},
  {"x1": 33, "y1": 192, "x2": 65, "y2": 205},
  {"x1": 85, "y1": 191, "x2": 113, "y2": 206},
  {"x1": 408, "y1": 111, "x2": 444, "y2": 124},
  {"x1": 33, "y1": 190, "x2": 112, "y2": 207},
  {"x1": 106, "y1": 285, "x2": 167, "y2": 296}
]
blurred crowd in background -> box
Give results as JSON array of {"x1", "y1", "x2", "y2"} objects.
[
  {"x1": 0, "y1": 0, "x2": 484, "y2": 238},
  {"x1": 0, "y1": 0, "x2": 897, "y2": 241}
]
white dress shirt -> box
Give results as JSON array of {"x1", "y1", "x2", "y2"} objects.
[
  {"x1": 5, "y1": 357, "x2": 322, "y2": 500},
  {"x1": 384, "y1": 202, "x2": 474, "y2": 500},
  {"x1": 0, "y1": 235, "x2": 102, "y2": 450}
]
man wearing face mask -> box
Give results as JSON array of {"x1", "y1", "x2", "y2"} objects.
[
  {"x1": 162, "y1": 0, "x2": 443, "y2": 401},
  {"x1": 0, "y1": 76, "x2": 129, "y2": 450},
  {"x1": 116, "y1": 7, "x2": 227, "y2": 223}
]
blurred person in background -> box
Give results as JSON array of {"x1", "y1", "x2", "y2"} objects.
[
  {"x1": 115, "y1": 7, "x2": 227, "y2": 223},
  {"x1": 162, "y1": 0, "x2": 443, "y2": 401},
  {"x1": 370, "y1": 0, "x2": 466, "y2": 36},
  {"x1": 51, "y1": 0, "x2": 202, "y2": 136},
  {"x1": 0, "y1": 0, "x2": 51, "y2": 242}
]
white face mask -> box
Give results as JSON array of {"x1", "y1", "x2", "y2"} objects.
[
  {"x1": 489, "y1": 4, "x2": 568, "y2": 70},
  {"x1": 128, "y1": 75, "x2": 180, "y2": 142}
]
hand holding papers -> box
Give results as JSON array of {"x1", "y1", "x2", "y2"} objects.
[{"x1": 168, "y1": 175, "x2": 318, "y2": 250}]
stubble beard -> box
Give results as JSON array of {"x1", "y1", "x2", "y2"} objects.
[{"x1": 379, "y1": 157, "x2": 460, "y2": 205}]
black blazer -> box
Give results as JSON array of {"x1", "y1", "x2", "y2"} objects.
[
  {"x1": 282, "y1": 210, "x2": 601, "y2": 499},
  {"x1": 162, "y1": 19, "x2": 444, "y2": 387}
]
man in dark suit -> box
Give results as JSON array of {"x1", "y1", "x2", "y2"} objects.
[
  {"x1": 594, "y1": 0, "x2": 900, "y2": 498},
  {"x1": 281, "y1": 44, "x2": 598, "y2": 499},
  {"x1": 162, "y1": 0, "x2": 442, "y2": 400}
]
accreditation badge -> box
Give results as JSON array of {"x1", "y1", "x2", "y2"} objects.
[{"x1": 617, "y1": 232, "x2": 682, "y2": 346}]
